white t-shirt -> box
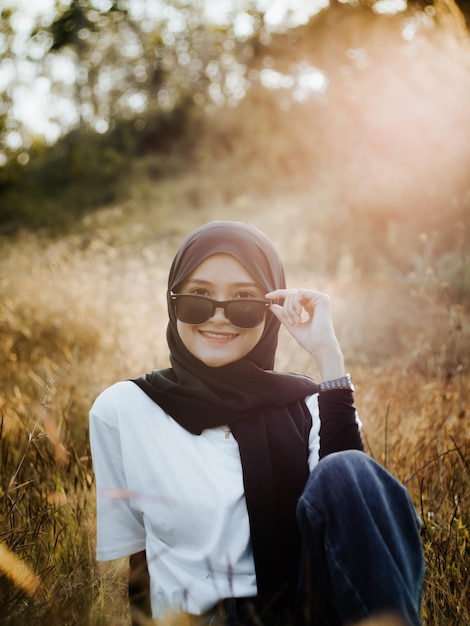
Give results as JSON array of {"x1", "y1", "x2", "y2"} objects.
[{"x1": 89, "y1": 381, "x2": 320, "y2": 618}]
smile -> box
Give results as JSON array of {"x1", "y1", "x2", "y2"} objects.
[{"x1": 199, "y1": 330, "x2": 239, "y2": 341}]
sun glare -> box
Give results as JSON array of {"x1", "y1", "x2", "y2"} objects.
[
  {"x1": 298, "y1": 6, "x2": 470, "y2": 213},
  {"x1": 259, "y1": 63, "x2": 328, "y2": 99},
  {"x1": 373, "y1": 0, "x2": 407, "y2": 15}
]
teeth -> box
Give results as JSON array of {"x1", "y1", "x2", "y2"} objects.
[{"x1": 201, "y1": 331, "x2": 235, "y2": 339}]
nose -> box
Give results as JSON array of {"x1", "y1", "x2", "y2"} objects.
[{"x1": 210, "y1": 305, "x2": 229, "y2": 323}]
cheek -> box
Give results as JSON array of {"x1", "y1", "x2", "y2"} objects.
[
  {"x1": 243, "y1": 325, "x2": 265, "y2": 355},
  {"x1": 176, "y1": 321, "x2": 206, "y2": 359},
  {"x1": 176, "y1": 320, "x2": 192, "y2": 346}
]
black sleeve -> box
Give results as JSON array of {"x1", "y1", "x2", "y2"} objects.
[{"x1": 318, "y1": 389, "x2": 364, "y2": 460}]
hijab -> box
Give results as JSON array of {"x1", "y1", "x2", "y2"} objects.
[{"x1": 132, "y1": 221, "x2": 319, "y2": 610}]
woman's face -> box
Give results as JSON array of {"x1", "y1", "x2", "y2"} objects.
[{"x1": 176, "y1": 253, "x2": 267, "y2": 367}]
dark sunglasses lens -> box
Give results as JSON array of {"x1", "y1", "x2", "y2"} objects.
[
  {"x1": 174, "y1": 295, "x2": 267, "y2": 328},
  {"x1": 175, "y1": 296, "x2": 213, "y2": 324},
  {"x1": 226, "y1": 301, "x2": 266, "y2": 328}
]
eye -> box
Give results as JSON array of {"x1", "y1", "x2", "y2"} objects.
[
  {"x1": 191, "y1": 288, "x2": 210, "y2": 296},
  {"x1": 235, "y1": 291, "x2": 255, "y2": 299}
]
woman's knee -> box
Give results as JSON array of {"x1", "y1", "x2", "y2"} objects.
[
  {"x1": 299, "y1": 450, "x2": 408, "y2": 519},
  {"x1": 305, "y1": 449, "x2": 375, "y2": 493}
]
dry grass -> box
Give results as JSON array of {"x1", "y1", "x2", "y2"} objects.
[{"x1": 0, "y1": 197, "x2": 468, "y2": 625}]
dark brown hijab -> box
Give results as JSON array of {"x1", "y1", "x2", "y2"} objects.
[{"x1": 133, "y1": 221, "x2": 319, "y2": 610}]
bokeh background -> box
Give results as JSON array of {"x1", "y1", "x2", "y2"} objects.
[{"x1": 0, "y1": 1, "x2": 469, "y2": 624}]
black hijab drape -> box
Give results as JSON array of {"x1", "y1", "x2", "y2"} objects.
[{"x1": 132, "y1": 221, "x2": 319, "y2": 609}]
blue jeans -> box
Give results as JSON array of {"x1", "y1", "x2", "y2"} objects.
[{"x1": 296, "y1": 450, "x2": 424, "y2": 626}]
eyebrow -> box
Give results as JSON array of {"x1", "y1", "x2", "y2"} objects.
[{"x1": 183, "y1": 279, "x2": 262, "y2": 289}]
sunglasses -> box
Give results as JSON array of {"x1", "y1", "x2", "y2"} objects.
[{"x1": 170, "y1": 292, "x2": 271, "y2": 329}]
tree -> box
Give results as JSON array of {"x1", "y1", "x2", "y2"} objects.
[{"x1": 1, "y1": 0, "x2": 469, "y2": 165}]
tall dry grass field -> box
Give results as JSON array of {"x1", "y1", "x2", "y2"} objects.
[{"x1": 0, "y1": 198, "x2": 468, "y2": 625}]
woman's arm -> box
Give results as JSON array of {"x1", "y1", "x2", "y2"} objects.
[
  {"x1": 267, "y1": 289, "x2": 363, "y2": 458},
  {"x1": 129, "y1": 551, "x2": 152, "y2": 625},
  {"x1": 317, "y1": 389, "x2": 363, "y2": 458}
]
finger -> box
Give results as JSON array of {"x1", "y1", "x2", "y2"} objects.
[
  {"x1": 265, "y1": 289, "x2": 289, "y2": 304},
  {"x1": 270, "y1": 303, "x2": 299, "y2": 327},
  {"x1": 265, "y1": 289, "x2": 290, "y2": 298},
  {"x1": 266, "y1": 290, "x2": 296, "y2": 323},
  {"x1": 285, "y1": 296, "x2": 303, "y2": 323},
  {"x1": 275, "y1": 302, "x2": 305, "y2": 327},
  {"x1": 269, "y1": 303, "x2": 289, "y2": 324},
  {"x1": 287, "y1": 290, "x2": 314, "y2": 321}
]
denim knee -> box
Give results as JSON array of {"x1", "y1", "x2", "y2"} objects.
[{"x1": 298, "y1": 449, "x2": 412, "y2": 518}]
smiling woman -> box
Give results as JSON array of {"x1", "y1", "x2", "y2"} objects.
[
  {"x1": 174, "y1": 253, "x2": 267, "y2": 367},
  {"x1": 89, "y1": 220, "x2": 424, "y2": 626}
]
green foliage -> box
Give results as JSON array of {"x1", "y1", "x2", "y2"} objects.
[
  {"x1": 0, "y1": 100, "x2": 195, "y2": 234},
  {"x1": 47, "y1": 0, "x2": 96, "y2": 52}
]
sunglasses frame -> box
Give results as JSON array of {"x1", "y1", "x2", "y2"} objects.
[{"x1": 170, "y1": 292, "x2": 271, "y2": 329}]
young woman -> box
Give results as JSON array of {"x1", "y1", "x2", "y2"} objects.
[{"x1": 89, "y1": 221, "x2": 424, "y2": 626}]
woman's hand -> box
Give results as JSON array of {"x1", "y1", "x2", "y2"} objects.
[{"x1": 266, "y1": 289, "x2": 345, "y2": 381}]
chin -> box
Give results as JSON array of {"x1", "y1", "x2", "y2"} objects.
[{"x1": 200, "y1": 355, "x2": 237, "y2": 368}]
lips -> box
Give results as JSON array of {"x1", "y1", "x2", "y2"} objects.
[{"x1": 199, "y1": 330, "x2": 239, "y2": 341}]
